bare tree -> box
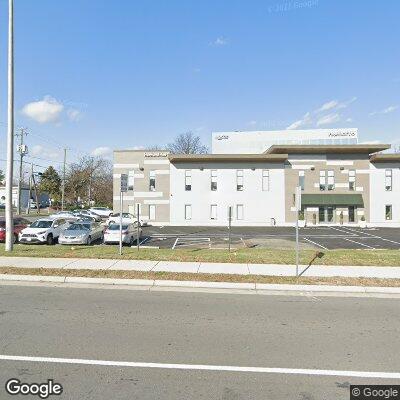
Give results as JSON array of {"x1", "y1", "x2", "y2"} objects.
[
  {"x1": 65, "y1": 156, "x2": 112, "y2": 207},
  {"x1": 167, "y1": 132, "x2": 208, "y2": 154}
]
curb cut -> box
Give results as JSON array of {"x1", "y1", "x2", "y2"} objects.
[{"x1": 1, "y1": 274, "x2": 400, "y2": 297}]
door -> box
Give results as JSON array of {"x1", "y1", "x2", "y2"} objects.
[
  {"x1": 318, "y1": 207, "x2": 335, "y2": 224},
  {"x1": 348, "y1": 206, "x2": 356, "y2": 223}
]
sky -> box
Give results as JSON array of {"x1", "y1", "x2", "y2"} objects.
[{"x1": 0, "y1": 0, "x2": 399, "y2": 174}]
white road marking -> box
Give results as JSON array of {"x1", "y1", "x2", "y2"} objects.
[
  {"x1": 171, "y1": 238, "x2": 179, "y2": 250},
  {"x1": 344, "y1": 238, "x2": 375, "y2": 249},
  {"x1": 339, "y1": 227, "x2": 400, "y2": 246},
  {"x1": 303, "y1": 237, "x2": 328, "y2": 250},
  {"x1": 0, "y1": 355, "x2": 399, "y2": 379}
]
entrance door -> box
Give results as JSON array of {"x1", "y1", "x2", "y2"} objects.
[
  {"x1": 348, "y1": 206, "x2": 356, "y2": 223},
  {"x1": 318, "y1": 206, "x2": 335, "y2": 224}
]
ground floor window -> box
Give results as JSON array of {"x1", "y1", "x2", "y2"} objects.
[
  {"x1": 149, "y1": 205, "x2": 156, "y2": 220},
  {"x1": 318, "y1": 206, "x2": 335, "y2": 223},
  {"x1": 348, "y1": 206, "x2": 356, "y2": 223},
  {"x1": 385, "y1": 205, "x2": 392, "y2": 220},
  {"x1": 185, "y1": 204, "x2": 192, "y2": 220},
  {"x1": 236, "y1": 204, "x2": 244, "y2": 220},
  {"x1": 210, "y1": 204, "x2": 217, "y2": 220}
]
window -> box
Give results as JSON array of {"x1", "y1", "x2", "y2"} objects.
[
  {"x1": 299, "y1": 170, "x2": 305, "y2": 191},
  {"x1": 149, "y1": 170, "x2": 156, "y2": 191},
  {"x1": 319, "y1": 170, "x2": 326, "y2": 191},
  {"x1": 385, "y1": 169, "x2": 392, "y2": 191},
  {"x1": 211, "y1": 170, "x2": 217, "y2": 191},
  {"x1": 236, "y1": 204, "x2": 244, "y2": 220},
  {"x1": 349, "y1": 170, "x2": 356, "y2": 191},
  {"x1": 185, "y1": 170, "x2": 192, "y2": 191},
  {"x1": 348, "y1": 206, "x2": 355, "y2": 223},
  {"x1": 149, "y1": 205, "x2": 156, "y2": 221},
  {"x1": 385, "y1": 205, "x2": 392, "y2": 220},
  {"x1": 327, "y1": 170, "x2": 335, "y2": 191},
  {"x1": 210, "y1": 204, "x2": 217, "y2": 220},
  {"x1": 262, "y1": 170, "x2": 270, "y2": 191},
  {"x1": 128, "y1": 170, "x2": 135, "y2": 191},
  {"x1": 185, "y1": 204, "x2": 192, "y2": 220},
  {"x1": 236, "y1": 170, "x2": 243, "y2": 191}
]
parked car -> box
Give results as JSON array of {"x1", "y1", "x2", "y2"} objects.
[
  {"x1": 72, "y1": 209, "x2": 102, "y2": 222},
  {"x1": 59, "y1": 222, "x2": 104, "y2": 245},
  {"x1": 75, "y1": 215, "x2": 98, "y2": 223},
  {"x1": 0, "y1": 217, "x2": 30, "y2": 243},
  {"x1": 51, "y1": 211, "x2": 77, "y2": 219},
  {"x1": 19, "y1": 218, "x2": 70, "y2": 245},
  {"x1": 103, "y1": 223, "x2": 142, "y2": 245},
  {"x1": 89, "y1": 207, "x2": 113, "y2": 218},
  {"x1": 0, "y1": 203, "x2": 5, "y2": 209},
  {"x1": 106, "y1": 213, "x2": 144, "y2": 226}
]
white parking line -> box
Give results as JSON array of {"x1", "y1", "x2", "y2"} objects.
[
  {"x1": 0, "y1": 354, "x2": 398, "y2": 379},
  {"x1": 339, "y1": 226, "x2": 400, "y2": 246},
  {"x1": 344, "y1": 238, "x2": 376, "y2": 249},
  {"x1": 171, "y1": 238, "x2": 179, "y2": 250},
  {"x1": 303, "y1": 237, "x2": 328, "y2": 250}
]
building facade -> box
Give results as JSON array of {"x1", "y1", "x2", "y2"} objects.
[{"x1": 113, "y1": 130, "x2": 400, "y2": 227}]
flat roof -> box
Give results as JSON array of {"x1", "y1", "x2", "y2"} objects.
[
  {"x1": 168, "y1": 154, "x2": 288, "y2": 163},
  {"x1": 264, "y1": 144, "x2": 390, "y2": 155},
  {"x1": 369, "y1": 153, "x2": 400, "y2": 163}
]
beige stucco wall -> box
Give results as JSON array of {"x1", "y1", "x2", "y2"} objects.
[
  {"x1": 285, "y1": 154, "x2": 370, "y2": 225},
  {"x1": 113, "y1": 150, "x2": 170, "y2": 224}
]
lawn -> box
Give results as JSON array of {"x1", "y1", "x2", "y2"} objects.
[{"x1": 0, "y1": 243, "x2": 399, "y2": 266}]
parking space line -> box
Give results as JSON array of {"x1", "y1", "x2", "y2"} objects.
[
  {"x1": 303, "y1": 237, "x2": 328, "y2": 250},
  {"x1": 344, "y1": 238, "x2": 376, "y2": 249},
  {"x1": 0, "y1": 354, "x2": 399, "y2": 379},
  {"x1": 172, "y1": 238, "x2": 179, "y2": 250},
  {"x1": 339, "y1": 226, "x2": 400, "y2": 246}
]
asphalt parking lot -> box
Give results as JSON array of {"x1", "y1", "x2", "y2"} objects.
[{"x1": 140, "y1": 225, "x2": 400, "y2": 250}]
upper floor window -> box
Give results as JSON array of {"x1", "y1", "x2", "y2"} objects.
[
  {"x1": 349, "y1": 170, "x2": 356, "y2": 191},
  {"x1": 385, "y1": 169, "x2": 392, "y2": 191},
  {"x1": 236, "y1": 170, "x2": 243, "y2": 191},
  {"x1": 299, "y1": 170, "x2": 305, "y2": 191},
  {"x1": 211, "y1": 170, "x2": 217, "y2": 191},
  {"x1": 262, "y1": 170, "x2": 270, "y2": 191},
  {"x1": 236, "y1": 204, "x2": 244, "y2": 220},
  {"x1": 185, "y1": 170, "x2": 192, "y2": 191},
  {"x1": 128, "y1": 170, "x2": 135, "y2": 191},
  {"x1": 327, "y1": 170, "x2": 335, "y2": 191},
  {"x1": 149, "y1": 170, "x2": 156, "y2": 191},
  {"x1": 185, "y1": 204, "x2": 192, "y2": 220},
  {"x1": 319, "y1": 170, "x2": 326, "y2": 191}
]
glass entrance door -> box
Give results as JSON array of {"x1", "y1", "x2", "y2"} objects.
[{"x1": 318, "y1": 206, "x2": 335, "y2": 224}]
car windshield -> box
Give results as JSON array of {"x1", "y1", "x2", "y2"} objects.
[
  {"x1": 0, "y1": 221, "x2": 5, "y2": 228},
  {"x1": 30, "y1": 220, "x2": 53, "y2": 228},
  {"x1": 108, "y1": 224, "x2": 128, "y2": 231},
  {"x1": 68, "y1": 223, "x2": 90, "y2": 231}
]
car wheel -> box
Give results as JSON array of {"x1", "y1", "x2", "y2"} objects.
[
  {"x1": 129, "y1": 236, "x2": 134, "y2": 246},
  {"x1": 13, "y1": 234, "x2": 18, "y2": 244},
  {"x1": 87, "y1": 236, "x2": 92, "y2": 245},
  {"x1": 46, "y1": 234, "x2": 54, "y2": 245}
]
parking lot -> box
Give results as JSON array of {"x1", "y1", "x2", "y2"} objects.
[{"x1": 140, "y1": 225, "x2": 400, "y2": 251}]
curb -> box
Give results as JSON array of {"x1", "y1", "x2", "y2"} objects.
[{"x1": 1, "y1": 274, "x2": 400, "y2": 297}]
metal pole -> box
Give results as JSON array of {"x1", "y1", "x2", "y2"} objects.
[
  {"x1": 295, "y1": 215, "x2": 299, "y2": 277},
  {"x1": 136, "y1": 203, "x2": 140, "y2": 251},
  {"x1": 16, "y1": 128, "x2": 27, "y2": 215},
  {"x1": 228, "y1": 206, "x2": 232, "y2": 252},
  {"x1": 119, "y1": 191, "x2": 123, "y2": 255},
  {"x1": 5, "y1": 0, "x2": 14, "y2": 252},
  {"x1": 61, "y1": 148, "x2": 67, "y2": 211}
]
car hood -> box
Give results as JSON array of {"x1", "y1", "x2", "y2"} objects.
[
  {"x1": 21, "y1": 226, "x2": 50, "y2": 234},
  {"x1": 62, "y1": 229, "x2": 89, "y2": 236}
]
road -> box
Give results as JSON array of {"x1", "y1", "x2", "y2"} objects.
[{"x1": 0, "y1": 284, "x2": 399, "y2": 399}]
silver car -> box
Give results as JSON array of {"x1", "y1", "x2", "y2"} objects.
[{"x1": 59, "y1": 222, "x2": 104, "y2": 245}]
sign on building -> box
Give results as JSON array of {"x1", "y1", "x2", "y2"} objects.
[{"x1": 120, "y1": 174, "x2": 128, "y2": 193}]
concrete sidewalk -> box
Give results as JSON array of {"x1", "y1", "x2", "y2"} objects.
[{"x1": 0, "y1": 256, "x2": 399, "y2": 278}]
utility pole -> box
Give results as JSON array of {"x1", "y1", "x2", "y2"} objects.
[
  {"x1": 26, "y1": 163, "x2": 33, "y2": 215},
  {"x1": 61, "y1": 148, "x2": 67, "y2": 211},
  {"x1": 16, "y1": 128, "x2": 28, "y2": 215},
  {"x1": 5, "y1": 0, "x2": 14, "y2": 252}
]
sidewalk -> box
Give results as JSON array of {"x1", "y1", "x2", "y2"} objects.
[{"x1": 0, "y1": 256, "x2": 399, "y2": 279}]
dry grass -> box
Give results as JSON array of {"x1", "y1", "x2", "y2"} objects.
[{"x1": 1, "y1": 266, "x2": 400, "y2": 287}]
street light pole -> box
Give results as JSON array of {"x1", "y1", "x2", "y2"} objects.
[{"x1": 5, "y1": 0, "x2": 14, "y2": 252}]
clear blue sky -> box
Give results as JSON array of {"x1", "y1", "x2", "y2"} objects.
[{"x1": 0, "y1": 0, "x2": 399, "y2": 172}]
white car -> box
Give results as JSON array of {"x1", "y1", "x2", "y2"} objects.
[
  {"x1": 89, "y1": 207, "x2": 113, "y2": 218},
  {"x1": 19, "y1": 218, "x2": 70, "y2": 245},
  {"x1": 106, "y1": 213, "x2": 144, "y2": 226},
  {"x1": 103, "y1": 223, "x2": 142, "y2": 245}
]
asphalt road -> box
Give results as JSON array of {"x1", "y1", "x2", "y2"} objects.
[{"x1": 0, "y1": 284, "x2": 399, "y2": 399}]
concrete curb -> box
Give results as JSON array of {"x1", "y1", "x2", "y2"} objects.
[{"x1": 1, "y1": 274, "x2": 400, "y2": 297}]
